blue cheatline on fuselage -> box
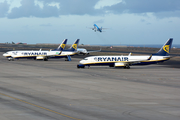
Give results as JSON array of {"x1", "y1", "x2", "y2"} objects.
[
  {"x1": 14, "y1": 56, "x2": 37, "y2": 59},
  {"x1": 77, "y1": 38, "x2": 173, "y2": 69},
  {"x1": 13, "y1": 52, "x2": 48, "y2": 59},
  {"x1": 133, "y1": 58, "x2": 170, "y2": 65},
  {"x1": 79, "y1": 57, "x2": 170, "y2": 67},
  {"x1": 84, "y1": 62, "x2": 115, "y2": 66},
  {"x1": 50, "y1": 55, "x2": 71, "y2": 59},
  {"x1": 50, "y1": 52, "x2": 77, "y2": 58}
]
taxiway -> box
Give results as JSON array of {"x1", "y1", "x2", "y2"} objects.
[{"x1": 0, "y1": 52, "x2": 180, "y2": 120}]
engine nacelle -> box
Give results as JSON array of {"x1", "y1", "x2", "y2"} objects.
[
  {"x1": 36, "y1": 56, "x2": 48, "y2": 61},
  {"x1": 77, "y1": 64, "x2": 85, "y2": 68},
  {"x1": 115, "y1": 63, "x2": 125, "y2": 67}
]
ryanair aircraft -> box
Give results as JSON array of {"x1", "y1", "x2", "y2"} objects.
[
  {"x1": 50, "y1": 39, "x2": 80, "y2": 61},
  {"x1": 3, "y1": 39, "x2": 80, "y2": 61},
  {"x1": 77, "y1": 48, "x2": 101, "y2": 55},
  {"x1": 77, "y1": 38, "x2": 173, "y2": 69},
  {"x1": 3, "y1": 39, "x2": 68, "y2": 61}
]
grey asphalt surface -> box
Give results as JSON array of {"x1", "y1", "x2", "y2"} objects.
[{"x1": 0, "y1": 52, "x2": 180, "y2": 120}]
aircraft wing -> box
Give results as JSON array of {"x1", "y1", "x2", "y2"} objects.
[
  {"x1": 36, "y1": 51, "x2": 61, "y2": 60},
  {"x1": 115, "y1": 55, "x2": 152, "y2": 67},
  {"x1": 114, "y1": 60, "x2": 144, "y2": 67},
  {"x1": 87, "y1": 49, "x2": 101, "y2": 53},
  {"x1": 86, "y1": 27, "x2": 95, "y2": 30},
  {"x1": 77, "y1": 48, "x2": 101, "y2": 55},
  {"x1": 101, "y1": 28, "x2": 108, "y2": 29}
]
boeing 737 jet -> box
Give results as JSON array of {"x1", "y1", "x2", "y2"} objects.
[
  {"x1": 50, "y1": 39, "x2": 80, "y2": 61},
  {"x1": 90, "y1": 24, "x2": 107, "y2": 32},
  {"x1": 77, "y1": 38, "x2": 173, "y2": 69},
  {"x1": 3, "y1": 39, "x2": 68, "y2": 61},
  {"x1": 3, "y1": 39, "x2": 80, "y2": 61},
  {"x1": 77, "y1": 48, "x2": 101, "y2": 55}
]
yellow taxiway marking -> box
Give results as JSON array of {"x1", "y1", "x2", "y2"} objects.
[{"x1": 0, "y1": 92, "x2": 81, "y2": 120}]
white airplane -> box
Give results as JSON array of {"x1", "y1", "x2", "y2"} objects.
[
  {"x1": 3, "y1": 39, "x2": 67, "y2": 61},
  {"x1": 77, "y1": 48, "x2": 101, "y2": 55},
  {"x1": 77, "y1": 38, "x2": 173, "y2": 69},
  {"x1": 89, "y1": 24, "x2": 107, "y2": 32},
  {"x1": 50, "y1": 39, "x2": 80, "y2": 61},
  {"x1": 3, "y1": 39, "x2": 80, "y2": 61}
]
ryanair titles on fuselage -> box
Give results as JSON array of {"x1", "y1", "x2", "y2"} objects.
[
  {"x1": 94, "y1": 56, "x2": 128, "y2": 62},
  {"x1": 21, "y1": 52, "x2": 47, "y2": 56}
]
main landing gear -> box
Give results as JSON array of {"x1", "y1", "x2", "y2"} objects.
[
  {"x1": 124, "y1": 65, "x2": 130, "y2": 69},
  {"x1": 43, "y1": 58, "x2": 48, "y2": 61},
  {"x1": 77, "y1": 64, "x2": 85, "y2": 68},
  {"x1": 8, "y1": 57, "x2": 14, "y2": 61}
]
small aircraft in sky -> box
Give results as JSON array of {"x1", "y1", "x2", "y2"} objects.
[
  {"x1": 89, "y1": 24, "x2": 107, "y2": 32},
  {"x1": 77, "y1": 38, "x2": 173, "y2": 69}
]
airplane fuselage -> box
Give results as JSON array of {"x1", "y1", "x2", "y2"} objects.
[
  {"x1": 3, "y1": 50, "x2": 78, "y2": 60},
  {"x1": 3, "y1": 50, "x2": 59, "y2": 59},
  {"x1": 78, "y1": 55, "x2": 170, "y2": 67},
  {"x1": 93, "y1": 24, "x2": 102, "y2": 32},
  {"x1": 77, "y1": 38, "x2": 173, "y2": 69}
]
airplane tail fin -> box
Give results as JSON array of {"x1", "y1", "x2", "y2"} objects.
[
  {"x1": 153, "y1": 38, "x2": 173, "y2": 56},
  {"x1": 53, "y1": 39, "x2": 67, "y2": 51},
  {"x1": 68, "y1": 39, "x2": 80, "y2": 51}
]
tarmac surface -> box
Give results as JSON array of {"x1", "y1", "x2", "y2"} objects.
[{"x1": 0, "y1": 52, "x2": 180, "y2": 120}]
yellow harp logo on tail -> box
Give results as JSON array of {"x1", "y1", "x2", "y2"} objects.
[
  {"x1": 72, "y1": 44, "x2": 77, "y2": 50},
  {"x1": 163, "y1": 45, "x2": 170, "y2": 53},
  {"x1": 61, "y1": 44, "x2": 66, "y2": 49}
]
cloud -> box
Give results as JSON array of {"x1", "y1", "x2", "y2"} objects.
[
  {"x1": 103, "y1": 0, "x2": 180, "y2": 18},
  {"x1": 94, "y1": 19, "x2": 104, "y2": 23},
  {"x1": 2, "y1": 0, "x2": 180, "y2": 18},
  {"x1": 153, "y1": 11, "x2": 180, "y2": 18},
  {"x1": 6, "y1": 0, "x2": 101, "y2": 18},
  {"x1": 58, "y1": 0, "x2": 100, "y2": 15},
  {"x1": 7, "y1": 0, "x2": 60, "y2": 18},
  {"x1": 0, "y1": 1, "x2": 9, "y2": 17},
  {"x1": 94, "y1": 0, "x2": 123, "y2": 9},
  {"x1": 40, "y1": 23, "x2": 52, "y2": 27},
  {"x1": 140, "y1": 19, "x2": 145, "y2": 22}
]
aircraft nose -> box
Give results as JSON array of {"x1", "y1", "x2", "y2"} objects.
[
  {"x1": 3, "y1": 53, "x2": 6, "y2": 56},
  {"x1": 79, "y1": 60, "x2": 84, "y2": 64},
  {"x1": 79, "y1": 60, "x2": 83, "y2": 64}
]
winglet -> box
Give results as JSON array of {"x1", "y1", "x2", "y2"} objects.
[{"x1": 147, "y1": 54, "x2": 152, "y2": 60}]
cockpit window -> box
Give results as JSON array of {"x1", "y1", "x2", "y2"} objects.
[
  {"x1": 12, "y1": 52, "x2": 17, "y2": 55},
  {"x1": 83, "y1": 58, "x2": 88, "y2": 60}
]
